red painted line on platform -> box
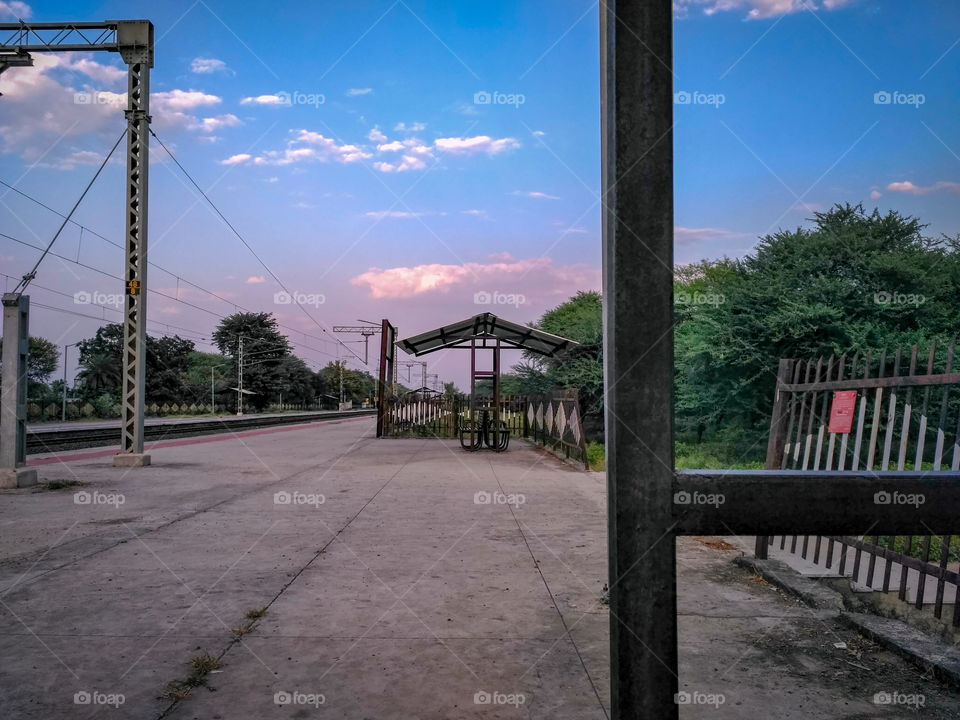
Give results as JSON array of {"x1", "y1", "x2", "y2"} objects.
[{"x1": 26, "y1": 416, "x2": 374, "y2": 466}]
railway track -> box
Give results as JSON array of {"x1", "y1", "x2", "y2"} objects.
[{"x1": 26, "y1": 409, "x2": 377, "y2": 454}]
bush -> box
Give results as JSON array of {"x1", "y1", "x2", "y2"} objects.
[{"x1": 93, "y1": 393, "x2": 119, "y2": 418}]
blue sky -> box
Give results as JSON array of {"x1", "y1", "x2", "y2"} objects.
[{"x1": 1, "y1": 0, "x2": 959, "y2": 387}]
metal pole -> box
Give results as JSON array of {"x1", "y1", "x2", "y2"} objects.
[
  {"x1": 61, "y1": 344, "x2": 69, "y2": 422},
  {"x1": 602, "y1": 1, "x2": 677, "y2": 717},
  {"x1": 210, "y1": 366, "x2": 215, "y2": 413},
  {"x1": 115, "y1": 20, "x2": 153, "y2": 467},
  {"x1": 237, "y1": 336, "x2": 244, "y2": 416}
]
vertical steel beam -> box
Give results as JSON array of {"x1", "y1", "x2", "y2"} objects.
[
  {"x1": 601, "y1": 1, "x2": 677, "y2": 717},
  {"x1": 115, "y1": 21, "x2": 153, "y2": 466}
]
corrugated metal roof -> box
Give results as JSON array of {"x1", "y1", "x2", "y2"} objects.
[{"x1": 397, "y1": 313, "x2": 578, "y2": 357}]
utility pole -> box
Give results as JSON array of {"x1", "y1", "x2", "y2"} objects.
[
  {"x1": 397, "y1": 360, "x2": 427, "y2": 389},
  {"x1": 61, "y1": 341, "x2": 79, "y2": 422},
  {"x1": 0, "y1": 20, "x2": 155, "y2": 468},
  {"x1": 332, "y1": 322, "x2": 381, "y2": 364},
  {"x1": 236, "y1": 336, "x2": 244, "y2": 416}
]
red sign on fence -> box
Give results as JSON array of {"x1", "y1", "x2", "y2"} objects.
[{"x1": 828, "y1": 390, "x2": 858, "y2": 434}]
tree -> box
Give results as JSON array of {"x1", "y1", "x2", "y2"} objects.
[
  {"x1": 275, "y1": 355, "x2": 315, "y2": 405},
  {"x1": 0, "y1": 336, "x2": 60, "y2": 393},
  {"x1": 75, "y1": 324, "x2": 196, "y2": 403},
  {"x1": 319, "y1": 361, "x2": 375, "y2": 405},
  {"x1": 212, "y1": 313, "x2": 290, "y2": 411},
  {"x1": 76, "y1": 325, "x2": 124, "y2": 400},
  {"x1": 674, "y1": 203, "x2": 960, "y2": 457},
  {"x1": 524, "y1": 290, "x2": 605, "y2": 437}
]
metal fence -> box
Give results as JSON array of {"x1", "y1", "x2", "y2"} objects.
[
  {"x1": 383, "y1": 393, "x2": 459, "y2": 437},
  {"x1": 760, "y1": 342, "x2": 960, "y2": 627},
  {"x1": 521, "y1": 389, "x2": 589, "y2": 468}
]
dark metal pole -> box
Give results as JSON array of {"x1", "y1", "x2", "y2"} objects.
[
  {"x1": 756, "y1": 358, "x2": 796, "y2": 557},
  {"x1": 601, "y1": 1, "x2": 677, "y2": 717}
]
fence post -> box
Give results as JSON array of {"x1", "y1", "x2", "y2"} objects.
[{"x1": 755, "y1": 358, "x2": 795, "y2": 558}]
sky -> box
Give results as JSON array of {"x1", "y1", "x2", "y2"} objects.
[{"x1": 1, "y1": 0, "x2": 959, "y2": 389}]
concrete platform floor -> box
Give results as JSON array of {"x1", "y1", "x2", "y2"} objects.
[{"x1": 1, "y1": 418, "x2": 959, "y2": 719}]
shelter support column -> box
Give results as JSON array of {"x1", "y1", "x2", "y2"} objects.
[{"x1": 601, "y1": 0, "x2": 677, "y2": 717}]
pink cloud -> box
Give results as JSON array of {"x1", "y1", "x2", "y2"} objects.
[
  {"x1": 351, "y1": 255, "x2": 599, "y2": 300},
  {"x1": 886, "y1": 180, "x2": 960, "y2": 196},
  {"x1": 246, "y1": 276, "x2": 266, "y2": 284}
]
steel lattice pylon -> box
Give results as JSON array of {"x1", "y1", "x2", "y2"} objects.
[{"x1": 0, "y1": 19, "x2": 154, "y2": 464}]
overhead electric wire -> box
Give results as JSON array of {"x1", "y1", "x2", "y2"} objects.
[
  {"x1": 148, "y1": 129, "x2": 365, "y2": 364},
  {"x1": 11, "y1": 128, "x2": 126, "y2": 296},
  {"x1": 0, "y1": 181, "x2": 346, "y2": 357}
]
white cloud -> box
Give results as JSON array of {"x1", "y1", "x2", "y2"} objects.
[
  {"x1": 191, "y1": 57, "x2": 230, "y2": 74},
  {"x1": 377, "y1": 140, "x2": 405, "y2": 152},
  {"x1": 223, "y1": 129, "x2": 372, "y2": 167},
  {"x1": 886, "y1": 180, "x2": 960, "y2": 196},
  {"x1": 368, "y1": 127, "x2": 388, "y2": 142},
  {"x1": 374, "y1": 155, "x2": 428, "y2": 172},
  {"x1": 347, "y1": 87, "x2": 373, "y2": 96},
  {"x1": 221, "y1": 153, "x2": 252, "y2": 165},
  {"x1": 435, "y1": 135, "x2": 520, "y2": 155},
  {"x1": 674, "y1": 0, "x2": 853, "y2": 19},
  {"x1": 512, "y1": 190, "x2": 559, "y2": 200},
  {"x1": 0, "y1": 1, "x2": 31, "y2": 19},
  {"x1": 395, "y1": 121, "x2": 426, "y2": 132},
  {"x1": 191, "y1": 114, "x2": 241, "y2": 133},
  {"x1": 365, "y1": 210, "x2": 429, "y2": 219},
  {"x1": 246, "y1": 276, "x2": 266, "y2": 284},
  {"x1": 240, "y1": 93, "x2": 289, "y2": 106},
  {"x1": 0, "y1": 56, "x2": 221, "y2": 161},
  {"x1": 153, "y1": 89, "x2": 221, "y2": 112},
  {"x1": 462, "y1": 209, "x2": 487, "y2": 217},
  {"x1": 64, "y1": 57, "x2": 126, "y2": 84},
  {"x1": 870, "y1": 188, "x2": 883, "y2": 199}
]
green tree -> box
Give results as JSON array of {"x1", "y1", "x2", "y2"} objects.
[
  {"x1": 674, "y1": 203, "x2": 960, "y2": 457},
  {"x1": 212, "y1": 313, "x2": 290, "y2": 411},
  {"x1": 524, "y1": 290, "x2": 604, "y2": 437}
]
